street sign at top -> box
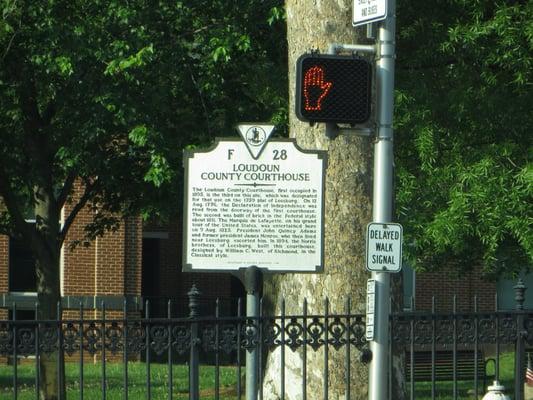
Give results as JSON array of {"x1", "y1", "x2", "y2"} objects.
[{"x1": 353, "y1": 0, "x2": 387, "y2": 27}]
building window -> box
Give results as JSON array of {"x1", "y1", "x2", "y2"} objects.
[
  {"x1": 402, "y1": 264, "x2": 415, "y2": 310},
  {"x1": 9, "y1": 235, "x2": 37, "y2": 293},
  {"x1": 9, "y1": 309, "x2": 36, "y2": 320}
]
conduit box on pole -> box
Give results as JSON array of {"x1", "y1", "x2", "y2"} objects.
[
  {"x1": 295, "y1": 54, "x2": 372, "y2": 124},
  {"x1": 366, "y1": 279, "x2": 376, "y2": 341}
]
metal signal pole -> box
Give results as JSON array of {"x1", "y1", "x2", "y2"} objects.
[{"x1": 369, "y1": 0, "x2": 396, "y2": 399}]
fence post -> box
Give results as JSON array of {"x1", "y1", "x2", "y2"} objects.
[
  {"x1": 13, "y1": 302, "x2": 17, "y2": 400},
  {"x1": 188, "y1": 285, "x2": 201, "y2": 400},
  {"x1": 58, "y1": 301, "x2": 65, "y2": 400},
  {"x1": 515, "y1": 279, "x2": 526, "y2": 400},
  {"x1": 123, "y1": 299, "x2": 129, "y2": 400}
]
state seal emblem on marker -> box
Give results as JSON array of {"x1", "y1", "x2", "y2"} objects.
[
  {"x1": 237, "y1": 123, "x2": 275, "y2": 160},
  {"x1": 245, "y1": 126, "x2": 266, "y2": 147}
]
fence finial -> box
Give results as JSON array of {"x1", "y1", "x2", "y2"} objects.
[
  {"x1": 188, "y1": 284, "x2": 201, "y2": 318},
  {"x1": 514, "y1": 278, "x2": 526, "y2": 310}
]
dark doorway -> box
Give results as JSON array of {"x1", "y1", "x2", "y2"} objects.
[
  {"x1": 141, "y1": 238, "x2": 160, "y2": 298},
  {"x1": 9, "y1": 237, "x2": 37, "y2": 292}
]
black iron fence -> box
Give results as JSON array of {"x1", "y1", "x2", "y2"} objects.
[
  {"x1": 0, "y1": 286, "x2": 367, "y2": 400},
  {"x1": 0, "y1": 281, "x2": 532, "y2": 400},
  {"x1": 391, "y1": 279, "x2": 533, "y2": 400}
]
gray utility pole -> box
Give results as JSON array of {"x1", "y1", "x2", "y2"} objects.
[{"x1": 369, "y1": 0, "x2": 396, "y2": 399}]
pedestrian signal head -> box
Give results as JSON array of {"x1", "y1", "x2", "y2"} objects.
[{"x1": 295, "y1": 54, "x2": 372, "y2": 124}]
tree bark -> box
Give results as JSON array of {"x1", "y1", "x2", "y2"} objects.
[
  {"x1": 36, "y1": 253, "x2": 64, "y2": 400},
  {"x1": 33, "y1": 185, "x2": 65, "y2": 400},
  {"x1": 262, "y1": 1, "x2": 373, "y2": 399}
]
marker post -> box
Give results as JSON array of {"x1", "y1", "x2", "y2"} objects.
[{"x1": 243, "y1": 266, "x2": 262, "y2": 400}]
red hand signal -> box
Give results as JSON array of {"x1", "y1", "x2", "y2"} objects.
[{"x1": 303, "y1": 66, "x2": 332, "y2": 111}]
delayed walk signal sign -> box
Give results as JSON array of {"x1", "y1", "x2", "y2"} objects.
[
  {"x1": 295, "y1": 54, "x2": 372, "y2": 124},
  {"x1": 366, "y1": 223, "x2": 403, "y2": 272}
]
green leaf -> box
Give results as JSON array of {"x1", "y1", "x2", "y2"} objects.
[{"x1": 128, "y1": 125, "x2": 148, "y2": 146}]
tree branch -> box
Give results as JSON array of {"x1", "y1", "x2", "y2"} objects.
[
  {"x1": 1, "y1": 13, "x2": 22, "y2": 62},
  {"x1": 58, "y1": 177, "x2": 99, "y2": 247},
  {"x1": 20, "y1": 78, "x2": 43, "y2": 133},
  {"x1": 0, "y1": 164, "x2": 35, "y2": 240},
  {"x1": 188, "y1": 66, "x2": 212, "y2": 137},
  {"x1": 56, "y1": 171, "x2": 77, "y2": 213},
  {"x1": 397, "y1": 58, "x2": 458, "y2": 71}
]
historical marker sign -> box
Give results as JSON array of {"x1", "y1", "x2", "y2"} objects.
[
  {"x1": 183, "y1": 137, "x2": 326, "y2": 272},
  {"x1": 353, "y1": 0, "x2": 387, "y2": 27},
  {"x1": 366, "y1": 222, "x2": 402, "y2": 272}
]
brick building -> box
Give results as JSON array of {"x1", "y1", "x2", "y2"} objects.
[
  {"x1": 402, "y1": 266, "x2": 496, "y2": 312},
  {"x1": 402, "y1": 265, "x2": 532, "y2": 312},
  {"x1": 0, "y1": 180, "x2": 522, "y2": 319},
  {"x1": 141, "y1": 218, "x2": 244, "y2": 316},
  {"x1": 0, "y1": 197, "x2": 144, "y2": 320},
  {"x1": 0, "y1": 206, "x2": 242, "y2": 321}
]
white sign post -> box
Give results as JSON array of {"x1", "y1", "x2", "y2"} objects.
[
  {"x1": 366, "y1": 222, "x2": 402, "y2": 272},
  {"x1": 183, "y1": 137, "x2": 326, "y2": 273},
  {"x1": 353, "y1": 0, "x2": 387, "y2": 27}
]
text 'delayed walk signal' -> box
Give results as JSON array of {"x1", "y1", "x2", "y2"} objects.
[{"x1": 295, "y1": 54, "x2": 372, "y2": 124}]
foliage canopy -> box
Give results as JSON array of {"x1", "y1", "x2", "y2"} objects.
[
  {"x1": 0, "y1": 0, "x2": 286, "y2": 240},
  {"x1": 0, "y1": 0, "x2": 531, "y2": 289},
  {"x1": 395, "y1": 0, "x2": 532, "y2": 277},
  {"x1": 0, "y1": 3, "x2": 285, "y2": 397}
]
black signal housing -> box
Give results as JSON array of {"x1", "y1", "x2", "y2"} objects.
[{"x1": 295, "y1": 54, "x2": 372, "y2": 124}]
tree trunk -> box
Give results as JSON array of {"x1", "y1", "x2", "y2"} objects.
[
  {"x1": 36, "y1": 254, "x2": 64, "y2": 400},
  {"x1": 33, "y1": 185, "x2": 65, "y2": 400},
  {"x1": 262, "y1": 1, "x2": 373, "y2": 399}
]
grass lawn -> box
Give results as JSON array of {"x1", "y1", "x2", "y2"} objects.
[
  {"x1": 0, "y1": 353, "x2": 518, "y2": 400},
  {"x1": 408, "y1": 352, "x2": 516, "y2": 400},
  {"x1": 0, "y1": 361, "x2": 242, "y2": 400}
]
